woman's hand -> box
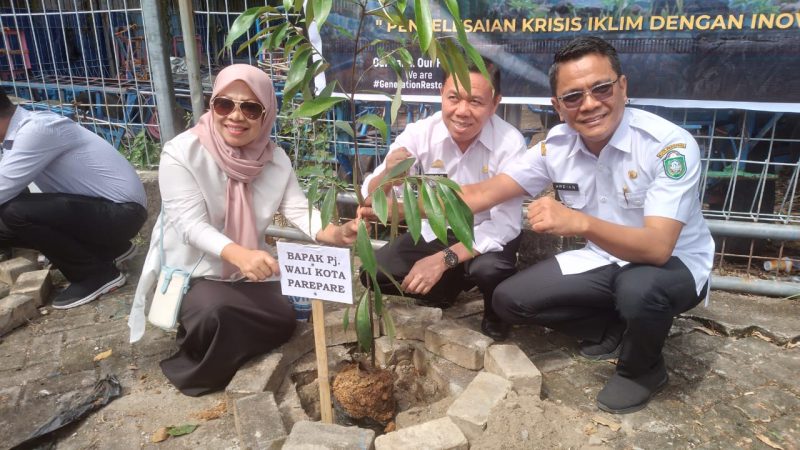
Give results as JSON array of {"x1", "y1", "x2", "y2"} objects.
[
  {"x1": 316, "y1": 219, "x2": 364, "y2": 246},
  {"x1": 221, "y1": 243, "x2": 280, "y2": 281}
]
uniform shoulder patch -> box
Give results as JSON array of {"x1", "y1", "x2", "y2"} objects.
[
  {"x1": 540, "y1": 141, "x2": 547, "y2": 157},
  {"x1": 656, "y1": 142, "x2": 686, "y2": 159},
  {"x1": 662, "y1": 150, "x2": 687, "y2": 180}
]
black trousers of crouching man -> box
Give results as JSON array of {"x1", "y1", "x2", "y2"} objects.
[
  {"x1": 360, "y1": 231, "x2": 522, "y2": 319},
  {"x1": 492, "y1": 256, "x2": 706, "y2": 376},
  {"x1": 0, "y1": 192, "x2": 146, "y2": 281}
]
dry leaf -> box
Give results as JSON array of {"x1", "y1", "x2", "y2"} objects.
[
  {"x1": 93, "y1": 349, "x2": 113, "y2": 361},
  {"x1": 151, "y1": 427, "x2": 169, "y2": 443},
  {"x1": 693, "y1": 326, "x2": 721, "y2": 336},
  {"x1": 191, "y1": 401, "x2": 227, "y2": 421},
  {"x1": 591, "y1": 415, "x2": 621, "y2": 432},
  {"x1": 583, "y1": 423, "x2": 597, "y2": 435},
  {"x1": 751, "y1": 331, "x2": 774, "y2": 343},
  {"x1": 756, "y1": 433, "x2": 784, "y2": 450}
]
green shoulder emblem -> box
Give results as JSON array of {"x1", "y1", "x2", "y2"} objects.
[{"x1": 662, "y1": 150, "x2": 687, "y2": 180}]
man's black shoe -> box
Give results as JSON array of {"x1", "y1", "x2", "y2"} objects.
[
  {"x1": 579, "y1": 321, "x2": 624, "y2": 360},
  {"x1": 52, "y1": 268, "x2": 126, "y2": 309},
  {"x1": 481, "y1": 315, "x2": 510, "y2": 341},
  {"x1": 596, "y1": 359, "x2": 668, "y2": 414}
]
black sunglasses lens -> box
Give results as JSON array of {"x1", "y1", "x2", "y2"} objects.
[
  {"x1": 561, "y1": 92, "x2": 583, "y2": 107},
  {"x1": 592, "y1": 83, "x2": 614, "y2": 99},
  {"x1": 240, "y1": 102, "x2": 264, "y2": 120},
  {"x1": 213, "y1": 98, "x2": 235, "y2": 116}
]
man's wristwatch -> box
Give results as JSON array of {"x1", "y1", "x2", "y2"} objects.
[{"x1": 442, "y1": 248, "x2": 459, "y2": 269}]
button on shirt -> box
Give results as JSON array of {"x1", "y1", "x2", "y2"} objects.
[
  {"x1": 362, "y1": 112, "x2": 526, "y2": 254},
  {"x1": 505, "y1": 108, "x2": 714, "y2": 295},
  {"x1": 0, "y1": 107, "x2": 146, "y2": 207}
]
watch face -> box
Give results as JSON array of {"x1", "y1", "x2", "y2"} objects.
[{"x1": 444, "y1": 249, "x2": 458, "y2": 268}]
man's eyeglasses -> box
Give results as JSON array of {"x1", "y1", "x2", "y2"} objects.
[
  {"x1": 211, "y1": 97, "x2": 265, "y2": 120},
  {"x1": 556, "y1": 78, "x2": 619, "y2": 109}
]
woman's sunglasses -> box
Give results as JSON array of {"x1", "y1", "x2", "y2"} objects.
[
  {"x1": 211, "y1": 97, "x2": 265, "y2": 120},
  {"x1": 556, "y1": 78, "x2": 619, "y2": 110}
]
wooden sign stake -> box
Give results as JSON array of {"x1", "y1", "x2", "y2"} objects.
[{"x1": 311, "y1": 299, "x2": 333, "y2": 423}]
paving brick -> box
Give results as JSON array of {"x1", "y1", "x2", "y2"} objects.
[
  {"x1": 283, "y1": 420, "x2": 375, "y2": 450},
  {"x1": 425, "y1": 321, "x2": 493, "y2": 370},
  {"x1": 375, "y1": 416, "x2": 468, "y2": 450},
  {"x1": 375, "y1": 336, "x2": 412, "y2": 368},
  {"x1": 10, "y1": 270, "x2": 52, "y2": 307},
  {"x1": 0, "y1": 294, "x2": 38, "y2": 336},
  {"x1": 426, "y1": 352, "x2": 479, "y2": 397},
  {"x1": 388, "y1": 304, "x2": 442, "y2": 341},
  {"x1": 12, "y1": 248, "x2": 39, "y2": 263},
  {"x1": 446, "y1": 371, "x2": 512, "y2": 441},
  {"x1": 0, "y1": 282, "x2": 10, "y2": 299},
  {"x1": 276, "y1": 379, "x2": 311, "y2": 432},
  {"x1": 530, "y1": 349, "x2": 575, "y2": 373},
  {"x1": 233, "y1": 392, "x2": 287, "y2": 450},
  {"x1": 226, "y1": 352, "x2": 284, "y2": 409},
  {"x1": 484, "y1": 344, "x2": 542, "y2": 397},
  {"x1": 0, "y1": 257, "x2": 38, "y2": 285}
]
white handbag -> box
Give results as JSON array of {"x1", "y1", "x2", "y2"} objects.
[{"x1": 147, "y1": 211, "x2": 203, "y2": 331}]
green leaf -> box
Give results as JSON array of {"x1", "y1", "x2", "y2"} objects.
[
  {"x1": 389, "y1": 187, "x2": 399, "y2": 239},
  {"x1": 437, "y1": 183, "x2": 474, "y2": 253},
  {"x1": 167, "y1": 424, "x2": 198, "y2": 437},
  {"x1": 342, "y1": 305, "x2": 351, "y2": 332},
  {"x1": 331, "y1": 24, "x2": 354, "y2": 39},
  {"x1": 396, "y1": 48, "x2": 414, "y2": 72},
  {"x1": 422, "y1": 180, "x2": 448, "y2": 244},
  {"x1": 283, "y1": 0, "x2": 293, "y2": 11},
  {"x1": 356, "y1": 220, "x2": 377, "y2": 278},
  {"x1": 355, "y1": 288, "x2": 373, "y2": 353},
  {"x1": 311, "y1": 0, "x2": 332, "y2": 27},
  {"x1": 434, "y1": 176, "x2": 461, "y2": 192},
  {"x1": 224, "y1": 7, "x2": 267, "y2": 49},
  {"x1": 356, "y1": 113, "x2": 388, "y2": 142},
  {"x1": 271, "y1": 21, "x2": 291, "y2": 49},
  {"x1": 236, "y1": 28, "x2": 269, "y2": 55},
  {"x1": 390, "y1": 86, "x2": 402, "y2": 125},
  {"x1": 283, "y1": 45, "x2": 312, "y2": 99},
  {"x1": 320, "y1": 187, "x2": 336, "y2": 228},
  {"x1": 285, "y1": 34, "x2": 304, "y2": 54},
  {"x1": 396, "y1": 0, "x2": 408, "y2": 14},
  {"x1": 378, "y1": 266, "x2": 404, "y2": 295},
  {"x1": 382, "y1": 311, "x2": 396, "y2": 342},
  {"x1": 335, "y1": 120, "x2": 355, "y2": 138},
  {"x1": 372, "y1": 188, "x2": 388, "y2": 225},
  {"x1": 413, "y1": 0, "x2": 433, "y2": 52},
  {"x1": 386, "y1": 157, "x2": 416, "y2": 180},
  {"x1": 290, "y1": 96, "x2": 346, "y2": 118},
  {"x1": 403, "y1": 180, "x2": 421, "y2": 243},
  {"x1": 319, "y1": 80, "x2": 337, "y2": 99},
  {"x1": 444, "y1": 38, "x2": 470, "y2": 94}
]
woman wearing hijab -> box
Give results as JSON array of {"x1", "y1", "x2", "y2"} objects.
[{"x1": 128, "y1": 64, "x2": 359, "y2": 396}]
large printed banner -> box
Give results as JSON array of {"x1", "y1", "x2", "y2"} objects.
[{"x1": 319, "y1": 1, "x2": 800, "y2": 111}]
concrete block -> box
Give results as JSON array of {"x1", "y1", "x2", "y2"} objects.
[
  {"x1": 10, "y1": 270, "x2": 52, "y2": 307},
  {"x1": 11, "y1": 248, "x2": 39, "y2": 263},
  {"x1": 0, "y1": 281, "x2": 9, "y2": 299},
  {"x1": 0, "y1": 294, "x2": 38, "y2": 336},
  {"x1": 0, "y1": 257, "x2": 37, "y2": 285},
  {"x1": 426, "y1": 352, "x2": 479, "y2": 397},
  {"x1": 424, "y1": 321, "x2": 493, "y2": 370},
  {"x1": 375, "y1": 417, "x2": 467, "y2": 450},
  {"x1": 375, "y1": 336, "x2": 412, "y2": 368},
  {"x1": 283, "y1": 420, "x2": 375, "y2": 450},
  {"x1": 446, "y1": 371, "x2": 512, "y2": 441},
  {"x1": 226, "y1": 352, "x2": 284, "y2": 408},
  {"x1": 276, "y1": 379, "x2": 311, "y2": 432},
  {"x1": 233, "y1": 392, "x2": 287, "y2": 450},
  {"x1": 484, "y1": 344, "x2": 542, "y2": 396},
  {"x1": 388, "y1": 304, "x2": 442, "y2": 340}
]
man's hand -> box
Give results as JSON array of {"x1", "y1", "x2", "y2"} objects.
[
  {"x1": 401, "y1": 253, "x2": 447, "y2": 295},
  {"x1": 316, "y1": 219, "x2": 366, "y2": 246},
  {"x1": 385, "y1": 147, "x2": 413, "y2": 180},
  {"x1": 527, "y1": 197, "x2": 588, "y2": 237}
]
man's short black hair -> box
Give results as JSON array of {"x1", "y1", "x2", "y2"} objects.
[
  {"x1": 548, "y1": 36, "x2": 623, "y2": 96},
  {"x1": 0, "y1": 90, "x2": 15, "y2": 118},
  {"x1": 443, "y1": 56, "x2": 502, "y2": 97}
]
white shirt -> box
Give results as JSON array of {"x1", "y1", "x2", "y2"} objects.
[
  {"x1": 128, "y1": 131, "x2": 323, "y2": 342},
  {"x1": 0, "y1": 107, "x2": 146, "y2": 206},
  {"x1": 362, "y1": 112, "x2": 526, "y2": 254},
  {"x1": 505, "y1": 108, "x2": 714, "y2": 295}
]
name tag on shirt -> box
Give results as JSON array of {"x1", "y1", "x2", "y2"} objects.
[{"x1": 553, "y1": 182, "x2": 579, "y2": 192}]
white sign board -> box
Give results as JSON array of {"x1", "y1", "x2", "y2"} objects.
[{"x1": 276, "y1": 242, "x2": 353, "y2": 304}]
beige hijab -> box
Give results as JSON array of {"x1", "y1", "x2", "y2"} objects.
[{"x1": 191, "y1": 64, "x2": 278, "y2": 277}]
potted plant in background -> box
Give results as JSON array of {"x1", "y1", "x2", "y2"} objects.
[{"x1": 226, "y1": 0, "x2": 483, "y2": 430}]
